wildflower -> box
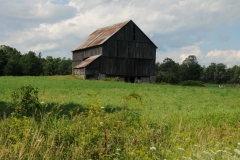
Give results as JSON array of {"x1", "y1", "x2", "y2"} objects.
[
  {"x1": 100, "y1": 106, "x2": 105, "y2": 109},
  {"x1": 116, "y1": 148, "x2": 121, "y2": 151},
  {"x1": 234, "y1": 149, "x2": 240, "y2": 155},
  {"x1": 178, "y1": 148, "x2": 185, "y2": 152},
  {"x1": 100, "y1": 122, "x2": 104, "y2": 126},
  {"x1": 216, "y1": 150, "x2": 222, "y2": 153},
  {"x1": 182, "y1": 156, "x2": 192, "y2": 160},
  {"x1": 40, "y1": 102, "x2": 44, "y2": 104},
  {"x1": 203, "y1": 151, "x2": 213, "y2": 158},
  {"x1": 225, "y1": 147, "x2": 231, "y2": 150},
  {"x1": 238, "y1": 142, "x2": 240, "y2": 145},
  {"x1": 150, "y1": 147, "x2": 156, "y2": 151}
]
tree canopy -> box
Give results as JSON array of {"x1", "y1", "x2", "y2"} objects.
[{"x1": 0, "y1": 45, "x2": 72, "y2": 76}]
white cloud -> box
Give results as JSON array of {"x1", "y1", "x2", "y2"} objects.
[
  {"x1": 0, "y1": 0, "x2": 240, "y2": 65},
  {"x1": 205, "y1": 49, "x2": 240, "y2": 67},
  {"x1": 156, "y1": 43, "x2": 204, "y2": 64},
  {"x1": 157, "y1": 44, "x2": 240, "y2": 67}
]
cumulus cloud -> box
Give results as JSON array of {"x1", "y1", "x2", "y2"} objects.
[
  {"x1": 156, "y1": 43, "x2": 204, "y2": 64},
  {"x1": 156, "y1": 44, "x2": 240, "y2": 67},
  {"x1": 0, "y1": 0, "x2": 240, "y2": 64},
  {"x1": 205, "y1": 49, "x2": 240, "y2": 67}
]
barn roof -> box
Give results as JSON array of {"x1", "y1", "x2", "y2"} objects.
[
  {"x1": 74, "y1": 54, "x2": 101, "y2": 69},
  {"x1": 73, "y1": 20, "x2": 130, "y2": 51}
]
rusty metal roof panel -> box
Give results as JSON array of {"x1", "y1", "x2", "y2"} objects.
[
  {"x1": 74, "y1": 54, "x2": 101, "y2": 69},
  {"x1": 73, "y1": 20, "x2": 130, "y2": 51}
]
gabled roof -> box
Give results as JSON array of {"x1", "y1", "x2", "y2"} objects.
[
  {"x1": 74, "y1": 54, "x2": 101, "y2": 69},
  {"x1": 73, "y1": 20, "x2": 130, "y2": 51}
]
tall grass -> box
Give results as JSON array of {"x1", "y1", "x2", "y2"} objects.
[{"x1": 0, "y1": 76, "x2": 240, "y2": 159}]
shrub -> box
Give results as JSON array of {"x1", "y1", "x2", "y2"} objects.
[
  {"x1": 178, "y1": 80, "x2": 204, "y2": 87},
  {"x1": 11, "y1": 85, "x2": 41, "y2": 118}
]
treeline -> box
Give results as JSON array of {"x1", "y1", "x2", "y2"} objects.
[
  {"x1": 156, "y1": 55, "x2": 240, "y2": 84},
  {"x1": 0, "y1": 45, "x2": 72, "y2": 76}
]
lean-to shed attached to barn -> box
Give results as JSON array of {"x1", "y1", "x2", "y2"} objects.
[{"x1": 72, "y1": 20, "x2": 157, "y2": 83}]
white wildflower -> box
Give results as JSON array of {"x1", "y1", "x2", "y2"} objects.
[
  {"x1": 216, "y1": 150, "x2": 223, "y2": 153},
  {"x1": 178, "y1": 148, "x2": 185, "y2": 152},
  {"x1": 100, "y1": 122, "x2": 104, "y2": 126},
  {"x1": 225, "y1": 147, "x2": 231, "y2": 150},
  {"x1": 150, "y1": 147, "x2": 156, "y2": 151},
  {"x1": 203, "y1": 151, "x2": 213, "y2": 158},
  {"x1": 100, "y1": 106, "x2": 105, "y2": 109},
  {"x1": 182, "y1": 156, "x2": 192, "y2": 160},
  {"x1": 238, "y1": 142, "x2": 240, "y2": 145},
  {"x1": 234, "y1": 149, "x2": 240, "y2": 155},
  {"x1": 40, "y1": 102, "x2": 44, "y2": 104}
]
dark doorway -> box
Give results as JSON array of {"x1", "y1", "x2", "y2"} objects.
[{"x1": 130, "y1": 77, "x2": 135, "y2": 83}]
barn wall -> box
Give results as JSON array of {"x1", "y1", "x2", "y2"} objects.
[
  {"x1": 72, "y1": 46, "x2": 102, "y2": 67},
  {"x1": 101, "y1": 57, "x2": 155, "y2": 76},
  {"x1": 101, "y1": 21, "x2": 156, "y2": 77}
]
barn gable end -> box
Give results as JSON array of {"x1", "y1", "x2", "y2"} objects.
[{"x1": 72, "y1": 20, "x2": 157, "y2": 83}]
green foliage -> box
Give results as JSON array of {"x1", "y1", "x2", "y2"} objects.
[
  {"x1": 156, "y1": 58, "x2": 180, "y2": 84},
  {"x1": 11, "y1": 85, "x2": 41, "y2": 118},
  {"x1": 178, "y1": 80, "x2": 204, "y2": 87},
  {"x1": 19, "y1": 51, "x2": 43, "y2": 76},
  {"x1": 0, "y1": 77, "x2": 240, "y2": 159},
  {"x1": 180, "y1": 55, "x2": 202, "y2": 81},
  {"x1": 0, "y1": 45, "x2": 72, "y2": 76},
  {"x1": 214, "y1": 63, "x2": 228, "y2": 84}
]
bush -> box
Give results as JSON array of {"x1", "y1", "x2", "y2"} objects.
[
  {"x1": 11, "y1": 85, "x2": 41, "y2": 118},
  {"x1": 178, "y1": 80, "x2": 204, "y2": 87}
]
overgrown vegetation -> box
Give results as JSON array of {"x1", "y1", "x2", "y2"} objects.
[
  {"x1": 179, "y1": 80, "x2": 204, "y2": 87},
  {"x1": 0, "y1": 77, "x2": 240, "y2": 159},
  {"x1": 11, "y1": 85, "x2": 42, "y2": 118},
  {"x1": 0, "y1": 45, "x2": 72, "y2": 76}
]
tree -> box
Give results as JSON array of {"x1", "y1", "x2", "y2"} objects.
[
  {"x1": 180, "y1": 55, "x2": 202, "y2": 81},
  {"x1": 19, "y1": 51, "x2": 43, "y2": 76},
  {"x1": 201, "y1": 63, "x2": 216, "y2": 83},
  {"x1": 214, "y1": 63, "x2": 228, "y2": 84},
  {"x1": 233, "y1": 66, "x2": 240, "y2": 83},
  {"x1": 58, "y1": 58, "x2": 72, "y2": 75},
  {"x1": 156, "y1": 58, "x2": 180, "y2": 84},
  {"x1": 0, "y1": 46, "x2": 7, "y2": 75},
  {"x1": 43, "y1": 56, "x2": 55, "y2": 75},
  {"x1": 2, "y1": 46, "x2": 22, "y2": 75}
]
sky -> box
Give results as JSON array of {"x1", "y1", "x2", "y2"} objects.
[{"x1": 0, "y1": 0, "x2": 240, "y2": 67}]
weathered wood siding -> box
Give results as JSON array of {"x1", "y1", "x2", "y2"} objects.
[
  {"x1": 101, "y1": 21, "x2": 156, "y2": 76},
  {"x1": 101, "y1": 57, "x2": 155, "y2": 76},
  {"x1": 72, "y1": 47, "x2": 102, "y2": 67}
]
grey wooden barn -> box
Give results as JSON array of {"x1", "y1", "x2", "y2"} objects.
[{"x1": 72, "y1": 20, "x2": 157, "y2": 83}]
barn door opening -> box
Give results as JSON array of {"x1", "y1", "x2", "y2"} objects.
[
  {"x1": 125, "y1": 76, "x2": 135, "y2": 83},
  {"x1": 130, "y1": 77, "x2": 135, "y2": 83}
]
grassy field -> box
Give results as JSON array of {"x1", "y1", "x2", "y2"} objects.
[{"x1": 0, "y1": 76, "x2": 240, "y2": 159}]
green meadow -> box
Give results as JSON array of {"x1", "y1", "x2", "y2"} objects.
[{"x1": 0, "y1": 76, "x2": 240, "y2": 159}]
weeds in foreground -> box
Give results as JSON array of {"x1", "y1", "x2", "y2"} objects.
[{"x1": 0, "y1": 85, "x2": 240, "y2": 159}]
